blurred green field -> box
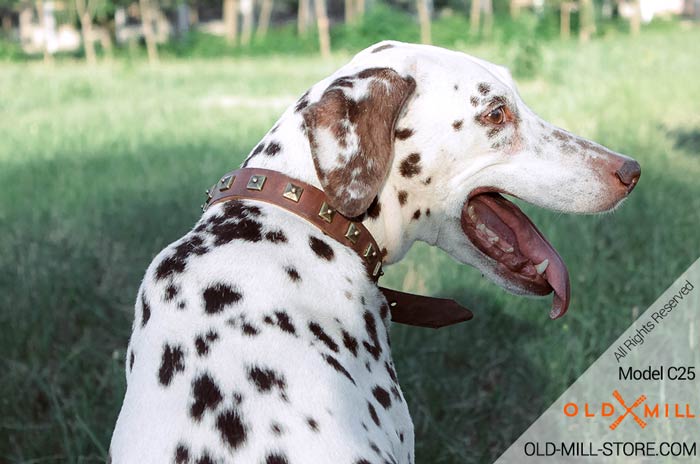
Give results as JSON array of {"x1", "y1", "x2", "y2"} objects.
[{"x1": 1, "y1": 27, "x2": 700, "y2": 463}]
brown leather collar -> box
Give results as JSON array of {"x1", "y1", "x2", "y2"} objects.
[{"x1": 203, "y1": 168, "x2": 472, "y2": 329}]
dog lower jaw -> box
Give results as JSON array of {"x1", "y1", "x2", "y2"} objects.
[{"x1": 460, "y1": 191, "x2": 571, "y2": 319}]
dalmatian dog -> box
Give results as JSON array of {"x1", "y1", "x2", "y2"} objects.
[{"x1": 110, "y1": 41, "x2": 640, "y2": 463}]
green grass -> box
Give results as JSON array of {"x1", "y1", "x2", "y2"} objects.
[{"x1": 2, "y1": 27, "x2": 700, "y2": 463}]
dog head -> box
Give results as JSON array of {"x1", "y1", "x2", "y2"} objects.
[{"x1": 246, "y1": 40, "x2": 641, "y2": 318}]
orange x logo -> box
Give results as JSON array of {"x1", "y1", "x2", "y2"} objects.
[{"x1": 609, "y1": 390, "x2": 647, "y2": 430}]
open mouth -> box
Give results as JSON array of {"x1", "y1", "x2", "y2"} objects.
[{"x1": 460, "y1": 189, "x2": 571, "y2": 319}]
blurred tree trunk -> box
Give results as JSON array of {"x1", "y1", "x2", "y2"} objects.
[
  {"x1": 1, "y1": 15, "x2": 11, "y2": 35},
  {"x1": 629, "y1": 0, "x2": 641, "y2": 35},
  {"x1": 482, "y1": 0, "x2": 492, "y2": 37},
  {"x1": 298, "y1": 0, "x2": 310, "y2": 35},
  {"x1": 560, "y1": 2, "x2": 574, "y2": 39},
  {"x1": 470, "y1": 0, "x2": 480, "y2": 34},
  {"x1": 417, "y1": 0, "x2": 430, "y2": 44},
  {"x1": 256, "y1": 0, "x2": 272, "y2": 38},
  {"x1": 35, "y1": 0, "x2": 53, "y2": 64},
  {"x1": 313, "y1": 0, "x2": 330, "y2": 58},
  {"x1": 139, "y1": 0, "x2": 159, "y2": 63},
  {"x1": 344, "y1": 0, "x2": 354, "y2": 23},
  {"x1": 75, "y1": 0, "x2": 97, "y2": 64},
  {"x1": 223, "y1": 0, "x2": 238, "y2": 45},
  {"x1": 240, "y1": 0, "x2": 253, "y2": 45},
  {"x1": 355, "y1": 0, "x2": 364, "y2": 19},
  {"x1": 579, "y1": 0, "x2": 595, "y2": 42}
]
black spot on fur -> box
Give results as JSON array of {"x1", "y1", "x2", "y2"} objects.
[
  {"x1": 265, "y1": 453, "x2": 289, "y2": 464},
  {"x1": 385, "y1": 361, "x2": 399, "y2": 384},
  {"x1": 399, "y1": 431, "x2": 405, "y2": 442},
  {"x1": 454, "y1": 83, "x2": 459, "y2": 91},
  {"x1": 426, "y1": 208, "x2": 431, "y2": 217},
  {"x1": 190, "y1": 373, "x2": 223, "y2": 421},
  {"x1": 367, "y1": 401, "x2": 380, "y2": 426},
  {"x1": 216, "y1": 408, "x2": 247, "y2": 449},
  {"x1": 274, "y1": 310, "x2": 296, "y2": 335},
  {"x1": 129, "y1": 351, "x2": 135, "y2": 371},
  {"x1": 265, "y1": 142, "x2": 281, "y2": 156},
  {"x1": 203, "y1": 283, "x2": 242, "y2": 314},
  {"x1": 271, "y1": 422, "x2": 284, "y2": 435},
  {"x1": 470, "y1": 95, "x2": 479, "y2": 107},
  {"x1": 195, "y1": 330, "x2": 219, "y2": 356},
  {"x1": 306, "y1": 417, "x2": 319, "y2": 432},
  {"x1": 371, "y1": 43, "x2": 394, "y2": 53},
  {"x1": 295, "y1": 90, "x2": 310, "y2": 112},
  {"x1": 322, "y1": 354, "x2": 356, "y2": 385},
  {"x1": 209, "y1": 201, "x2": 263, "y2": 246},
  {"x1": 399, "y1": 153, "x2": 422, "y2": 178},
  {"x1": 362, "y1": 311, "x2": 382, "y2": 361},
  {"x1": 178, "y1": 301, "x2": 186, "y2": 310},
  {"x1": 285, "y1": 266, "x2": 301, "y2": 282},
  {"x1": 158, "y1": 344, "x2": 185, "y2": 386},
  {"x1": 412, "y1": 209, "x2": 421, "y2": 221},
  {"x1": 156, "y1": 235, "x2": 209, "y2": 280},
  {"x1": 164, "y1": 284, "x2": 179, "y2": 302},
  {"x1": 243, "y1": 142, "x2": 266, "y2": 167},
  {"x1": 309, "y1": 322, "x2": 339, "y2": 352},
  {"x1": 252, "y1": 142, "x2": 265, "y2": 156},
  {"x1": 372, "y1": 386, "x2": 392, "y2": 409},
  {"x1": 242, "y1": 322, "x2": 259, "y2": 336},
  {"x1": 248, "y1": 366, "x2": 287, "y2": 398},
  {"x1": 141, "y1": 293, "x2": 151, "y2": 327},
  {"x1": 309, "y1": 236, "x2": 334, "y2": 261},
  {"x1": 478, "y1": 82, "x2": 491, "y2": 95},
  {"x1": 265, "y1": 230, "x2": 288, "y2": 243},
  {"x1": 395, "y1": 128, "x2": 414, "y2": 140},
  {"x1": 195, "y1": 455, "x2": 213, "y2": 464},
  {"x1": 397, "y1": 191, "x2": 408, "y2": 206},
  {"x1": 174, "y1": 443, "x2": 189, "y2": 463},
  {"x1": 342, "y1": 330, "x2": 359, "y2": 356},
  {"x1": 452, "y1": 119, "x2": 464, "y2": 131}
]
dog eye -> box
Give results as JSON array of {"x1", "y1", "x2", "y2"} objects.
[{"x1": 484, "y1": 106, "x2": 506, "y2": 125}]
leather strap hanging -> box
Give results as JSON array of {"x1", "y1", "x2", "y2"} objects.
[{"x1": 203, "y1": 168, "x2": 473, "y2": 329}]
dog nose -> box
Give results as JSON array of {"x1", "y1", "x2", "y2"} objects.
[{"x1": 615, "y1": 159, "x2": 641, "y2": 193}]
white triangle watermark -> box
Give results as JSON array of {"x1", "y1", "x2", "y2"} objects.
[{"x1": 495, "y1": 257, "x2": 700, "y2": 463}]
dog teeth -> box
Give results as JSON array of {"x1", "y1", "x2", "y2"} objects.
[
  {"x1": 488, "y1": 236, "x2": 499, "y2": 243},
  {"x1": 504, "y1": 246, "x2": 514, "y2": 253},
  {"x1": 476, "y1": 223, "x2": 486, "y2": 232},
  {"x1": 468, "y1": 206, "x2": 477, "y2": 221},
  {"x1": 535, "y1": 259, "x2": 549, "y2": 275}
]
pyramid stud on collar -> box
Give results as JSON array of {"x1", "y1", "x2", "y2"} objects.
[
  {"x1": 363, "y1": 243, "x2": 377, "y2": 260},
  {"x1": 282, "y1": 183, "x2": 303, "y2": 202},
  {"x1": 345, "y1": 223, "x2": 361, "y2": 244},
  {"x1": 247, "y1": 175, "x2": 266, "y2": 191},
  {"x1": 219, "y1": 175, "x2": 235, "y2": 191},
  {"x1": 318, "y1": 202, "x2": 335, "y2": 223}
]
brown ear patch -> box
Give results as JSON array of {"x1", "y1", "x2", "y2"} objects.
[{"x1": 302, "y1": 68, "x2": 416, "y2": 217}]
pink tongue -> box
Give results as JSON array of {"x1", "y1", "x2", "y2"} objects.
[{"x1": 465, "y1": 194, "x2": 571, "y2": 319}]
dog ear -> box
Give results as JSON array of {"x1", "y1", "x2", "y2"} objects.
[{"x1": 302, "y1": 68, "x2": 416, "y2": 218}]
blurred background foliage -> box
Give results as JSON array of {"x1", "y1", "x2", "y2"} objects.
[{"x1": 1, "y1": 0, "x2": 699, "y2": 463}]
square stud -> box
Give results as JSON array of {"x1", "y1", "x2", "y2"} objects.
[
  {"x1": 363, "y1": 243, "x2": 378, "y2": 260},
  {"x1": 282, "y1": 183, "x2": 303, "y2": 202},
  {"x1": 318, "y1": 202, "x2": 335, "y2": 223},
  {"x1": 345, "y1": 223, "x2": 361, "y2": 244},
  {"x1": 372, "y1": 261, "x2": 383, "y2": 278},
  {"x1": 246, "y1": 175, "x2": 266, "y2": 191},
  {"x1": 219, "y1": 175, "x2": 235, "y2": 191}
]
